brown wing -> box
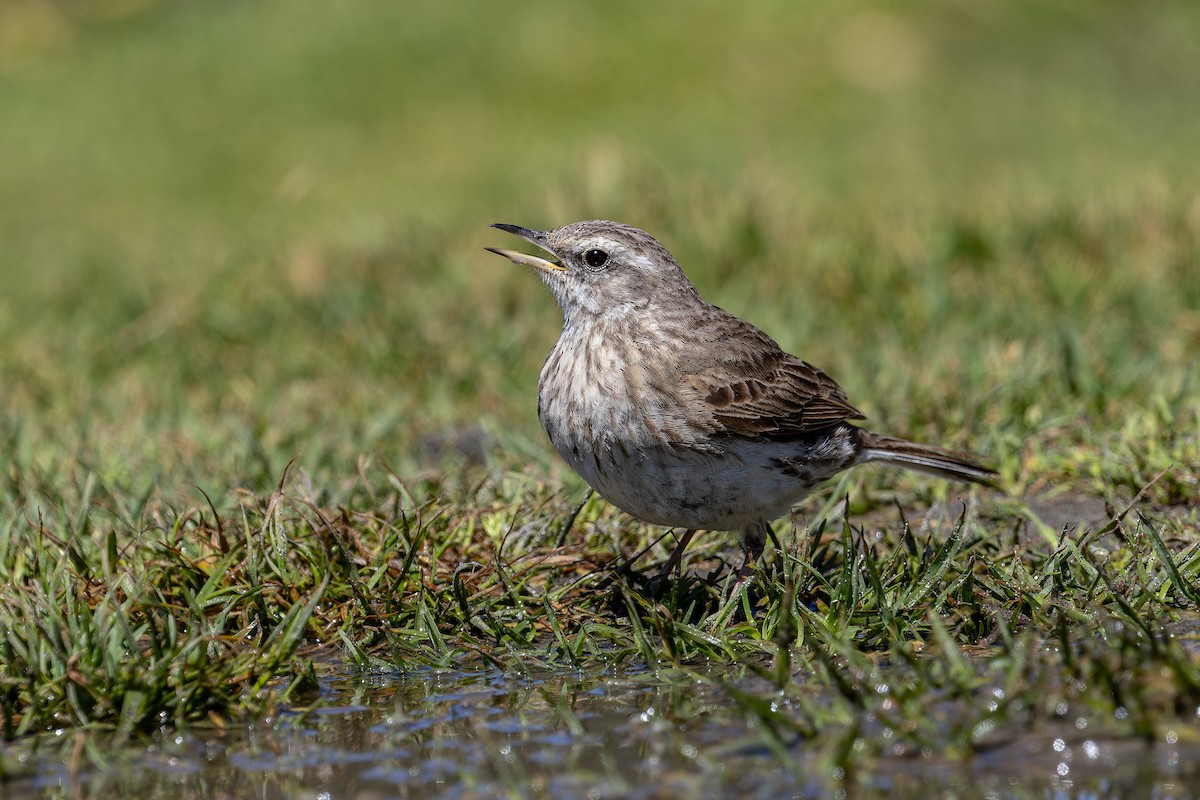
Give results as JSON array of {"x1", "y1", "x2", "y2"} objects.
[{"x1": 680, "y1": 312, "x2": 865, "y2": 438}]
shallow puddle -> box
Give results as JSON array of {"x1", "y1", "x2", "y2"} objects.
[{"x1": 4, "y1": 659, "x2": 1199, "y2": 799}]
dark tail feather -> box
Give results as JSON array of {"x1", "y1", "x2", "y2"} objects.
[{"x1": 858, "y1": 432, "x2": 999, "y2": 489}]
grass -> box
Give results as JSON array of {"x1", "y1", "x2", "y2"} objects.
[
  {"x1": 3, "y1": 465, "x2": 1198, "y2": 779},
  {"x1": 1, "y1": 0, "x2": 1199, "y2": 790}
]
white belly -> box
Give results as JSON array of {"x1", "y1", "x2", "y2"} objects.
[{"x1": 537, "y1": 337, "x2": 853, "y2": 531}]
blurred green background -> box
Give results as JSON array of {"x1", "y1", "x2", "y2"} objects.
[{"x1": 1, "y1": 0, "x2": 1197, "y2": 506}]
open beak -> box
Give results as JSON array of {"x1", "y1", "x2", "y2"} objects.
[{"x1": 485, "y1": 223, "x2": 567, "y2": 273}]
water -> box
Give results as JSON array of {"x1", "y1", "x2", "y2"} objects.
[{"x1": 4, "y1": 659, "x2": 1198, "y2": 799}]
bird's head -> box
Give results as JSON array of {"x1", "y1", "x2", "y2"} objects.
[{"x1": 486, "y1": 220, "x2": 697, "y2": 321}]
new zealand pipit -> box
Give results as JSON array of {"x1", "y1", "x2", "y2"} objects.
[{"x1": 487, "y1": 220, "x2": 996, "y2": 577}]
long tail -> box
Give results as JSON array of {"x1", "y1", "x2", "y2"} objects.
[{"x1": 858, "y1": 431, "x2": 999, "y2": 489}]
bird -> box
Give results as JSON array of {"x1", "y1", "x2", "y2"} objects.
[{"x1": 486, "y1": 220, "x2": 996, "y2": 580}]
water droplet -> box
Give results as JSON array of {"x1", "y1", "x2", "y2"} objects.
[{"x1": 973, "y1": 720, "x2": 996, "y2": 739}]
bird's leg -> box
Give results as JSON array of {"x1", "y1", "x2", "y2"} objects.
[
  {"x1": 706, "y1": 524, "x2": 771, "y2": 628},
  {"x1": 656, "y1": 529, "x2": 697, "y2": 579},
  {"x1": 738, "y1": 525, "x2": 766, "y2": 575},
  {"x1": 727, "y1": 523, "x2": 769, "y2": 599}
]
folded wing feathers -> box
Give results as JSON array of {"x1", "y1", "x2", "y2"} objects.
[{"x1": 693, "y1": 352, "x2": 866, "y2": 437}]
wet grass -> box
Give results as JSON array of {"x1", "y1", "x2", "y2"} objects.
[
  {"x1": 1, "y1": 0, "x2": 1199, "y2": 793},
  {"x1": 2, "y1": 460, "x2": 1198, "y2": 786}
]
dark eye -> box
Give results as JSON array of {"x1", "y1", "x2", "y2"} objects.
[{"x1": 583, "y1": 248, "x2": 609, "y2": 268}]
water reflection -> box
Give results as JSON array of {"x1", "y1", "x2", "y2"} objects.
[{"x1": 5, "y1": 659, "x2": 1199, "y2": 799}]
